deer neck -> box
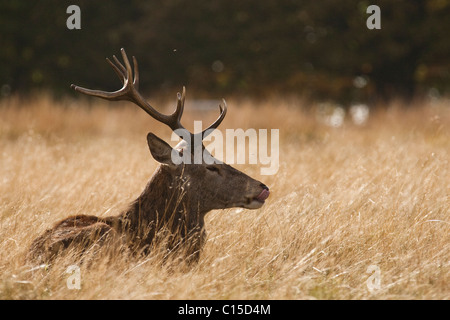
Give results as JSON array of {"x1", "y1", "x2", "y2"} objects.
[{"x1": 119, "y1": 165, "x2": 206, "y2": 237}]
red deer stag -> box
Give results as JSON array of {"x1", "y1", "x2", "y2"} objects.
[{"x1": 28, "y1": 49, "x2": 270, "y2": 265}]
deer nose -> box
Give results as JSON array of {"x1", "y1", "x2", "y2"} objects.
[{"x1": 256, "y1": 184, "x2": 270, "y2": 202}]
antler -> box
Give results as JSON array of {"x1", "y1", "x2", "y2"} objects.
[{"x1": 71, "y1": 48, "x2": 227, "y2": 142}]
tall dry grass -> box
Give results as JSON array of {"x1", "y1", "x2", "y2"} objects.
[{"x1": 0, "y1": 94, "x2": 449, "y2": 299}]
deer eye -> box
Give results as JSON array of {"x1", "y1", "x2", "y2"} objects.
[{"x1": 206, "y1": 166, "x2": 220, "y2": 174}]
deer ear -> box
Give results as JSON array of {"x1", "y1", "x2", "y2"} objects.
[{"x1": 146, "y1": 133, "x2": 174, "y2": 165}]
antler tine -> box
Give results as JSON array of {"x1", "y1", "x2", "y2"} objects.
[
  {"x1": 200, "y1": 99, "x2": 228, "y2": 139},
  {"x1": 173, "y1": 86, "x2": 186, "y2": 123},
  {"x1": 112, "y1": 55, "x2": 126, "y2": 76},
  {"x1": 132, "y1": 56, "x2": 139, "y2": 89},
  {"x1": 70, "y1": 82, "x2": 124, "y2": 100},
  {"x1": 106, "y1": 56, "x2": 126, "y2": 84},
  {"x1": 120, "y1": 48, "x2": 134, "y2": 86}
]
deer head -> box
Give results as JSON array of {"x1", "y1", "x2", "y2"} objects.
[{"x1": 147, "y1": 133, "x2": 269, "y2": 213}]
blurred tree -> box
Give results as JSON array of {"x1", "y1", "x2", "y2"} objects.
[{"x1": 0, "y1": 0, "x2": 449, "y2": 103}]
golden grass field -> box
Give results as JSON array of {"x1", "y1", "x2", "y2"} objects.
[{"x1": 0, "y1": 94, "x2": 448, "y2": 299}]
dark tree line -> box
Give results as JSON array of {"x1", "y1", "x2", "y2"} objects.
[{"x1": 1, "y1": 0, "x2": 449, "y2": 104}]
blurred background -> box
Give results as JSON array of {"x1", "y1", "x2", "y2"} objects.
[{"x1": 1, "y1": 0, "x2": 449, "y2": 105}]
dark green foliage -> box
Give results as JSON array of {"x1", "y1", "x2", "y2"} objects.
[{"x1": 1, "y1": 0, "x2": 449, "y2": 103}]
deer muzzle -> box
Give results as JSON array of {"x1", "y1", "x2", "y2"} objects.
[{"x1": 244, "y1": 186, "x2": 270, "y2": 209}]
